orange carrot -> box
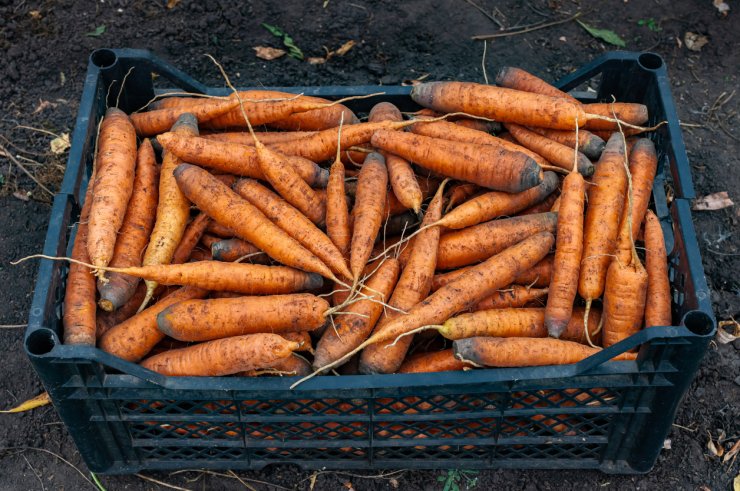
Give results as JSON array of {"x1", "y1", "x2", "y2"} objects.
[
  {"x1": 371, "y1": 130, "x2": 542, "y2": 193},
  {"x1": 398, "y1": 349, "x2": 472, "y2": 373},
  {"x1": 99, "y1": 286, "x2": 208, "y2": 362},
  {"x1": 139, "y1": 114, "x2": 199, "y2": 311},
  {"x1": 433, "y1": 255, "x2": 553, "y2": 290},
  {"x1": 529, "y1": 127, "x2": 605, "y2": 160},
  {"x1": 436, "y1": 212, "x2": 557, "y2": 269},
  {"x1": 63, "y1": 169, "x2": 97, "y2": 345},
  {"x1": 239, "y1": 353, "x2": 312, "y2": 377},
  {"x1": 454, "y1": 118, "x2": 500, "y2": 133},
  {"x1": 157, "y1": 294, "x2": 329, "y2": 342},
  {"x1": 602, "y1": 256, "x2": 648, "y2": 347},
  {"x1": 436, "y1": 171, "x2": 558, "y2": 229},
  {"x1": 410, "y1": 81, "x2": 588, "y2": 129},
  {"x1": 350, "y1": 153, "x2": 388, "y2": 279},
  {"x1": 204, "y1": 130, "x2": 316, "y2": 145},
  {"x1": 170, "y1": 213, "x2": 211, "y2": 265},
  {"x1": 326, "y1": 157, "x2": 351, "y2": 257},
  {"x1": 87, "y1": 108, "x2": 137, "y2": 273},
  {"x1": 206, "y1": 221, "x2": 235, "y2": 238},
  {"x1": 279, "y1": 331, "x2": 313, "y2": 352},
  {"x1": 495, "y1": 66, "x2": 578, "y2": 103},
  {"x1": 96, "y1": 282, "x2": 147, "y2": 339},
  {"x1": 359, "y1": 181, "x2": 447, "y2": 374},
  {"x1": 173, "y1": 163, "x2": 335, "y2": 279},
  {"x1": 578, "y1": 134, "x2": 628, "y2": 311},
  {"x1": 518, "y1": 191, "x2": 560, "y2": 216},
  {"x1": 233, "y1": 179, "x2": 351, "y2": 280},
  {"x1": 545, "y1": 167, "x2": 586, "y2": 338},
  {"x1": 643, "y1": 210, "x2": 672, "y2": 327},
  {"x1": 156, "y1": 132, "x2": 329, "y2": 187},
  {"x1": 369, "y1": 102, "x2": 423, "y2": 212},
  {"x1": 473, "y1": 285, "x2": 549, "y2": 311},
  {"x1": 583, "y1": 102, "x2": 649, "y2": 131},
  {"x1": 131, "y1": 98, "x2": 239, "y2": 136},
  {"x1": 453, "y1": 337, "x2": 635, "y2": 367},
  {"x1": 211, "y1": 238, "x2": 269, "y2": 264},
  {"x1": 140, "y1": 333, "x2": 300, "y2": 376},
  {"x1": 313, "y1": 258, "x2": 401, "y2": 368},
  {"x1": 505, "y1": 123, "x2": 594, "y2": 175},
  {"x1": 445, "y1": 183, "x2": 482, "y2": 212}
]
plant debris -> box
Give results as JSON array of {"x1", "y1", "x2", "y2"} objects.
[
  {"x1": 692, "y1": 191, "x2": 734, "y2": 211},
  {"x1": 50, "y1": 133, "x2": 70, "y2": 154},
  {"x1": 684, "y1": 32, "x2": 709, "y2": 52},
  {"x1": 0, "y1": 392, "x2": 51, "y2": 413},
  {"x1": 261, "y1": 23, "x2": 304, "y2": 60},
  {"x1": 576, "y1": 20, "x2": 626, "y2": 47},
  {"x1": 253, "y1": 46, "x2": 287, "y2": 61}
]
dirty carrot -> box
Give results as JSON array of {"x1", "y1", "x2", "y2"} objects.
[
  {"x1": 140, "y1": 333, "x2": 300, "y2": 377},
  {"x1": 529, "y1": 127, "x2": 605, "y2": 160},
  {"x1": 436, "y1": 171, "x2": 558, "y2": 229},
  {"x1": 495, "y1": 66, "x2": 579, "y2": 103},
  {"x1": 87, "y1": 108, "x2": 137, "y2": 274},
  {"x1": 130, "y1": 97, "x2": 239, "y2": 136},
  {"x1": 643, "y1": 210, "x2": 672, "y2": 327},
  {"x1": 350, "y1": 153, "x2": 388, "y2": 279},
  {"x1": 583, "y1": 102, "x2": 649, "y2": 131},
  {"x1": 473, "y1": 285, "x2": 549, "y2": 311},
  {"x1": 157, "y1": 294, "x2": 329, "y2": 342},
  {"x1": 369, "y1": 102, "x2": 423, "y2": 213},
  {"x1": 505, "y1": 123, "x2": 594, "y2": 175},
  {"x1": 173, "y1": 163, "x2": 336, "y2": 280},
  {"x1": 601, "y1": 255, "x2": 648, "y2": 347},
  {"x1": 211, "y1": 238, "x2": 269, "y2": 263},
  {"x1": 96, "y1": 282, "x2": 147, "y2": 339},
  {"x1": 432, "y1": 255, "x2": 553, "y2": 290},
  {"x1": 170, "y1": 212, "x2": 211, "y2": 265},
  {"x1": 398, "y1": 349, "x2": 472, "y2": 373},
  {"x1": 326, "y1": 153, "x2": 351, "y2": 257},
  {"x1": 204, "y1": 130, "x2": 317, "y2": 145},
  {"x1": 99, "y1": 286, "x2": 208, "y2": 362},
  {"x1": 371, "y1": 129, "x2": 543, "y2": 193}
]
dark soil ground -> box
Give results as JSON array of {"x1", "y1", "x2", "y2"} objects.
[{"x1": 1, "y1": 1, "x2": 738, "y2": 489}]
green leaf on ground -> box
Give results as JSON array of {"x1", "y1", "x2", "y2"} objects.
[
  {"x1": 577, "y1": 20, "x2": 626, "y2": 47},
  {"x1": 261, "y1": 23, "x2": 284, "y2": 37},
  {"x1": 86, "y1": 25, "x2": 106, "y2": 37}
]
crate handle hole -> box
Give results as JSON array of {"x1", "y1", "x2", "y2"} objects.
[
  {"x1": 26, "y1": 329, "x2": 57, "y2": 356},
  {"x1": 638, "y1": 53, "x2": 663, "y2": 71},
  {"x1": 682, "y1": 310, "x2": 714, "y2": 336},
  {"x1": 90, "y1": 49, "x2": 118, "y2": 69}
]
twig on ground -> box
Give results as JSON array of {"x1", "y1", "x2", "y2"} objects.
[
  {"x1": 136, "y1": 473, "x2": 192, "y2": 491},
  {"x1": 0, "y1": 143, "x2": 54, "y2": 196},
  {"x1": 472, "y1": 12, "x2": 581, "y2": 40}
]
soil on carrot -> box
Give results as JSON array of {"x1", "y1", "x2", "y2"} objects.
[{"x1": 1, "y1": 1, "x2": 738, "y2": 489}]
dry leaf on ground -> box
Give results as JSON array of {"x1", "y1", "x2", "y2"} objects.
[
  {"x1": 0, "y1": 392, "x2": 51, "y2": 413},
  {"x1": 253, "y1": 46, "x2": 287, "y2": 60},
  {"x1": 685, "y1": 32, "x2": 709, "y2": 52},
  {"x1": 692, "y1": 191, "x2": 733, "y2": 211},
  {"x1": 50, "y1": 132, "x2": 70, "y2": 154}
]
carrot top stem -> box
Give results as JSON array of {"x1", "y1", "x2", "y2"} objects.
[
  {"x1": 611, "y1": 100, "x2": 639, "y2": 267},
  {"x1": 387, "y1": 325, "x2": 445, "y2": 347}
]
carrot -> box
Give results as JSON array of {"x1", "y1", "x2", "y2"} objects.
[
  {"x1": 473, "y1": 285, "x2": 549, "y2": 311},
  {"x1": 204, "y1": 130, "x2": 317, "y2": 146},
  {"x1": 358, "y1": 181, "x2": 447, "y2": 374},
  {"x1": 233, "y1": 179, "x2": 351, "y2": 279},
  {"x1": 435, "y1": 307, "x2": 599, "y2": 343},
  {"x1": 292, "y1": 231, "x2": 554, "y2": 385},
  {"x1": 545, "y1": 165, "x2": 586, "y2": 337},
  {"x1": 63, "y1": 169, "x2": 97, "y2": 345},
  {"x1": 529, "y1": 127, "x2": 605, "y2": 160},
  {"x1": 156, "y1": 132, "x2": 328, "y2": 187},
  {"x1": 99, "y1": 286, "x2": 208, "y2": 362},
  {"x1": 269, "y1": 103, "x2": 359, "y2": 131},
  {"x1": 583, "y1": 102, "x2": 649, "y2": 131},
  {"x1": 436, "y1": 171, "x2": 558, "y2": 229},
  {"x1": 495, "y1": 66, "x2": 578, "y2": 103},
  {"x1": 252, "y1": 140, "x2": 327, "y2": 226},
  {"x1": 369, "y1": 102, "x2": 423, "y2": 213},
  {"x1": 239, "y1": 353, "x2": 311, "y2": 377},
  {"x1": 206, "y1": 221, "x2": 235, "y2": 238},
  {"x1": 408, "y1": 119, "x2": 551, "y2": 171},
  {"x1": 433, "y1": 255, "x2": 553, "y2": 290},
  {"x1": 371, "y1": 130, "x2": 542, "y2": 193},
  {"x1": 602, "y1": 256, "x2": 648, "y2": 348},
  {"x1": 96, "y1": 140, "x2": 159, "y2": 312},
  {"x1": 505, "y1": 123, "x2": 594, "y2": 176},
  {"x1": 96, "y1": 282, "x2": 147, "y2": 339},
  {"x1": 411, "y1": 81, "x2": 588, "y2": 129},
  {"x1": 518, "y1": 191, "x2": 560, "y2": 216},
  {"x1": 549, "y1": 195, "x2": 561, "y2": 213},
  {"x1": 174, "y1": 163, "x2": 336, "y2": 279},
  {"x1": 157, "y1": 294, "x2": 329, "y2": 342},
  {"x1": 643, "y1": 210, "x2": 672, "y2": 327},
  {"x1": 436, "y1": 212, "x2": 557, "y2": 269},
  {"x1": 326, "y1": 157, "x2": 351, "y2": 257},
  {"x1": 170, "y1": 213, "x2": 210, "y2": 265},
  {"x1": 445, "y1": 183, "x2": 481, "y2": 212},
  {"x1": 139, "y1": 114, "x2": 199, "y2": 311},
  {"x1": 563, "y1": 306, "x2": 604, "y2": 346},
  {"x1": 92, "y1": 260, "x2": 325, "y2": 295},
  {"x1": 140, "y1": 333, "x2": 300, "y2": 376},
  {"x1": 578, "y1": 134, "x2": 628, "y2": 312},
  {"x1": 279, "y1": 331, "x2": 313, "y2": 351},
  {"x1": 398, "y1": 349, "x2": 472, "y2": 374},
  {"x1": 350, "y1": 153, "x2": 388, "y2": 279},
  {"x1": 453, "y1": 337, "x2": 635, "y2": 367},
  {"x1": 454, "y1": 118, "x2": 500, "y2": 133},
  {"x1": 86, "y1": 108, "x2": 137, "y2": 273},
  {"x1": 615, "y1": 139, "x2": 659, "y2": 264},
  {"x1": 211, "y1": 238, "x2": 269, "y2": 263},
  {"x1": 131, "y1": 98, "x2": 239, "y2": 136},
  {"x1": 187, "y1": 249, "x2": 212, "y2": 262},
  {"x1": 313, "y1": 258, "x2": 401, "y2": 369}
]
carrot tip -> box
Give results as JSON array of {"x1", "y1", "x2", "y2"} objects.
[{"x1": 98, "y1": 298, "x2": 115, "y2": 313}]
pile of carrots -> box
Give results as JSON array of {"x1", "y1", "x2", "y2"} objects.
[{"x1": 60, "y1": 66, "x2": 672, "y2": 382}]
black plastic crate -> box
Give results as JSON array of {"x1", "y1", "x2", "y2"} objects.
[{"x1": 26, "y1": 49, "x2": 715, "y2": 474}]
